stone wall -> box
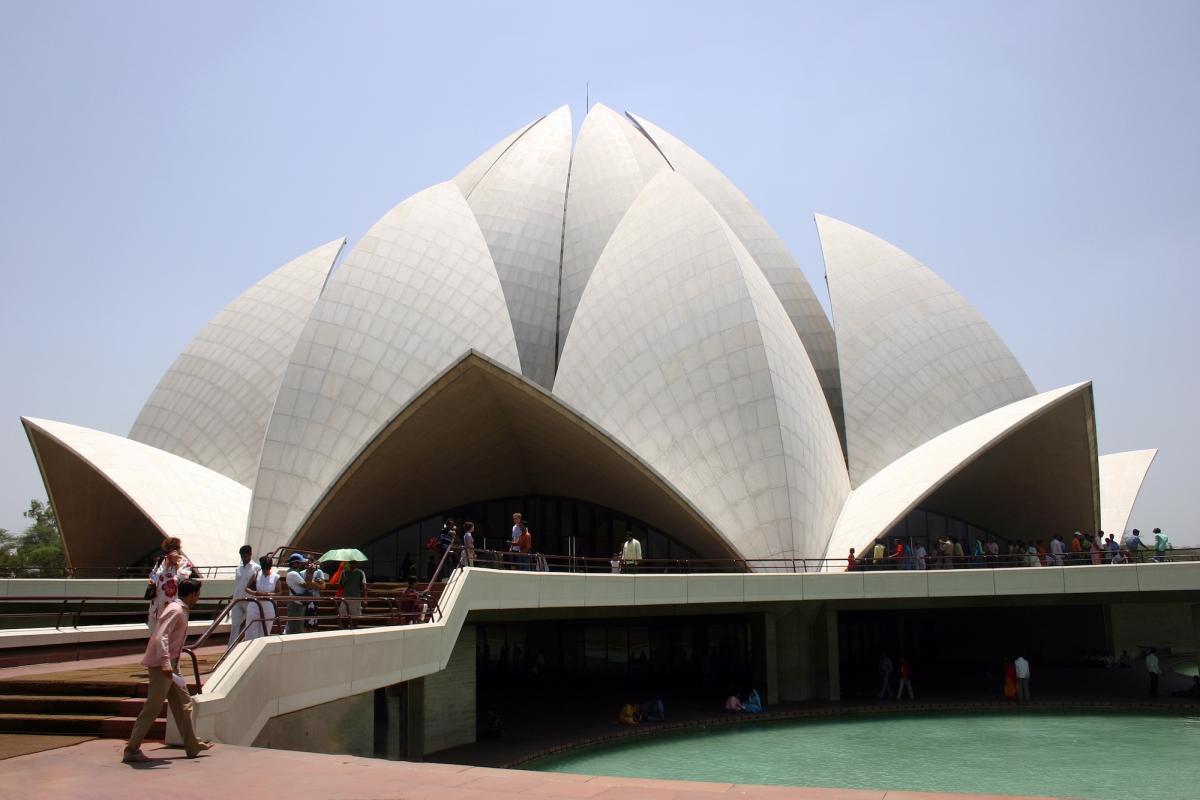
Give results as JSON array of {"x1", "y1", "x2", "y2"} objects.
[
  {"x1": 421, "y1": 624, "x2": 475, "y2": 755},
  {"x1": 252, "y1": 690, "x2": 374, "y2": 756}
]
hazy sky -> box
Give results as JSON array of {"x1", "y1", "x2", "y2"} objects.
[{"x1": 1, "y1": 1, "x2": 1196, "y2": 543}]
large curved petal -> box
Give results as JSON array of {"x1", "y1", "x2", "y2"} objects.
[
  {"x1": 461, "y1": 106, "x2": 572, "y2": 388},
  {"x1": 128, "y1": 239, "x2": 343, "y2": 486},
  {"x1": 452, "y1": 115, "x2": 540, "y2": 198},
  {"x1": 817, "y1": 214, "x2": 1037, "y2": 486},
  {"x1": 246, "y1": 182, "x2": 521, "y2": 556},
  {"x1": 23, "y1": 417, "x2": 250, "y2": 571},
  {"x1": 624, "y1": 112, "x2": 844, "y2": 445},
  {"x1": 1099, "y1": 449, "x2": 1157, "y2": 536},
  {"x1": 559, "y1": 104, "x2": 668, "y2": 361},
  {"x1": 289, "y1": 351, "x2": 736, "y2": 560},
  {"x1": 824, "y1": 382, "x2": 1097, "y2": 563},
  {"x1": 555, "y1": 171, "x2": 849, "y2": 560}
]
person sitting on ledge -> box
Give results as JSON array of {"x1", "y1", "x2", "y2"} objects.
[
  {"x1": 1171, "y1": 675, "x2": 1200, "y2": 699},
  {"x1": 640, "y1": 697, "x2": 665, "y2": 721},
  {"x1": 617, "y1": 703, "x2": 641, "y2": 725},
  {"x1": 742, "y1": 688, "x2": 763, "y2": 713},
  {"x1": 724, "y1": 694, "x2": 744, "y2": 712}
]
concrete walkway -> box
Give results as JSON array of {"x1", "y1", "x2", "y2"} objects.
[{"x1": 0, "y1": 739, "x2": 1066, "y2": 800}]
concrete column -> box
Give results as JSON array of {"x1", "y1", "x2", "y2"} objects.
[{"x1": 415, "y1": 624, "x2": 476, "y2": 756}]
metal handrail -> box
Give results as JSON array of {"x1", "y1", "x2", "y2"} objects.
[{"x1": 0, "y1": 594, "x2": 228, "y2": 631}]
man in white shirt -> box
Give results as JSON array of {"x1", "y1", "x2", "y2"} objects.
[
  {"x1": 914, "y1": 543, "x2": 927, "y2": 570},
  {"x1": 228, "y1": 545, "x2": 260, "y2": 650},
  {"x1": 509, "y1": 512, "x2": 523, "y2": 570},
  {"x1": 1146, "y1": 648, "x2": 1162, "y2": 698},
  {"x1": 620, "y1": 530, "x2": 642, "y2": 574},
  {"x1": 284, "y1": 554, "x2": 323, "y2": 634},
  {"x1": 1014, "y1": 655, "x2": 1031, "y2": 701},
  {"x1": 1049, "y1": 535, "x2": 1066, "y2": 567}
]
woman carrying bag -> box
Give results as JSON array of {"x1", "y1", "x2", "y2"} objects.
[{"x1": 145, "y1": 537, "x2": 197, "y2": 630}]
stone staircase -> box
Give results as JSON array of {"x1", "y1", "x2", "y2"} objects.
[{"x1": 0, "y1": 676, "x2": 166, "y2": 739}]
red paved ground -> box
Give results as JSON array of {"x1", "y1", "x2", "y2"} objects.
[{"x1": 0, "y1": 738, "x2": 1068, "y2": 800}]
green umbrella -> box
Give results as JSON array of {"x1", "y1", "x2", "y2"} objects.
[{"x1": 318, "y1": 548, "x2": 368, "y2": 562}]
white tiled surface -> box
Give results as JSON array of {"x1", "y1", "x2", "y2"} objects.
[
  {"x1": 129, "y1": 239, "x2": 343, "y2": 486},
  {"x1": 452, "y1": 115, "x2": 537, "y2": 197},
  {"x1": 824, "y1": 383, "x2": 1089, "y2": 564},
  {"x1": 461, "y1": 106, "x2": 572, "y2": 388},
  {"x1": 816, "y1": 214, "x2": 1037, "y2": 486},
  {"x1": 555, "y1": 171, "x2": 848, "y2": 561},
  {"x1": 627, "y1": 112, "x2": 843, "y2": 437},
  {"x1": 1098, "y1": 449, "x2": 1158, "y2": 536},
  {"x1": 246, "y1": 182, "x2": 520, "y2": 556},
  {"x1": 23, "y1": 417, "x2": 251, "y2": 568},
  {"x1": 558, "y1": 104, "x2": 668, "y2": 360}
]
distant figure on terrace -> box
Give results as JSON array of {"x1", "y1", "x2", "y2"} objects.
[
  {"x1": 1105, "y1": 534, "x2": 1119, "y2": 563},
  {"x1": 510, "y1": 512, "x2": 523, "y2": 567},
  {"x1": 284, "y1": 553, "x2": 323, "y2": 635},
  {"x1": 1153, "y1": 528, "x2": 1170, "y2": 562},
  {"x1": 1014, "y1": 655, "x2": 1031, "y2": 701},
  {"x1": 877, "y1": 654, "x2": 894, "y2": 699},
  {"x1": 724, "y1": 694, "x2": 744, "y2": 712},
  {"x1": 146, "y1": 536, "x2": 195, "y2": 630},
  {"x1": 333, "y1": 560, "x2": 367, "y2": 625},
  {"x1": 872, "y1": 539, "x2": 885, "y2": 568},
  {"x1": 1003, "y1": 660, "x2": 1018, "y2": 700},
  {"x1": 621, "y1": 530, "x2": 642, "y2": 573},
  {"x1": 1146, "y1": 648, "x2": 1162, "y2": 698},
  {"x1": 1050, "y1": 534, "x2": 1066, "y2": 567},
  {"x1": 953, "y1": 536, "x2": 964, "y2": 567},
  {"x1": 1090, "y1": 533, "x2": 1104, "y2": 565},
  {"x1": 515, "y1": 522, "x2": 533, "y2": 570},
  {"x1": 228, "y1": 544, "x2": 259, "y2": 649},
  {"x1": 914, "y1": 541, "x2": 928, "y2": 570},
  {"x1": 742, "y1": 688, "x2": 763, "y2": 713},
  {"x1": 462, "y1": 521, "x2": 476, "y2": 567},
  {"x1": 617, "y1": 703, "x2": 641, "y2": 724},
  {"x1": 1122, "y1": 529, "x2": 1144, "y2": 562},
  {"x1": 845, "y1": 548, "x2": 856, "y2": 571},
  {"x1": 242, "y1": 555, "x2": 279, "y2": 641}
]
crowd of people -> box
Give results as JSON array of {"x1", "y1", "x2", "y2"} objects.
[{"x1": 846, "y1": 528, "x2": 1174, "y2": 571}]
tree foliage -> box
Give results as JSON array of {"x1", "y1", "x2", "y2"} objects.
[{"x1": 0, "y1": 499, "x2": 65, "y2": 575}]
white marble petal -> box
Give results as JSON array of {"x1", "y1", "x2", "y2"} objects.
[
  {"x1": 555, "y1": 171, "x2": 849, "y2": 560},
  {"x1": 129, "y1": 239, "x2": 343, "y2": 486},
  {"x1": 246, "y1": 182, "x2": 521, "y2": 555},
  {"x1": 817, "y1": 214, "x2": 1037, "y2": 486},
  {"x1": 461, "y1": 106, "x2": 572, "y2": 388},
  {"x1": 624, "y1": 112, "x2": 843, "y2": 441},
  {"x1": 824, "y1": 383, "x2": 1090, "y2": 564},
  {"x1": 1099, "y1": 449, "x2": 1158, "y2": 536},
  {"x1": 23, "y1": 417, "x2": 251, "y2": 569},
  {"x1": 452, "y1": 115, "x2": 540, "y2": 198},
  {"x1": 559, "y1": 104, "x2": 669, "y2": 361}
]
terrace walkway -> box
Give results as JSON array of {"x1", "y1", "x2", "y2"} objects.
[{"x1": 0, "y1": 737, "x2": 1066, "y2": 800}]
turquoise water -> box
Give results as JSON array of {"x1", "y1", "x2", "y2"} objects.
[{"x1": 533, "y1": 712, "x2": 1200, "y2": 800}]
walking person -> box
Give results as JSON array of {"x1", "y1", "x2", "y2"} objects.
[
  {"x1": 877, "y1": 654, "x2": 894, "y2": 699},
  {"x1": 145, "y1": 537, "x2": 195, "y2": 630},
  {"x1": 1146, "y1": 648, "x2": 1163, "y2": 698},
  {"x1": 1014, "y1": 654, "x2": 1031, "y2": 701},
  {"x1": 123, "y1": 578, "x2": 213, "y2": 763},
  {"x1": 227, "y1": 545, "x2": 259, "y2": 650},
  {"x1": 1153, "y1": 528, "x2": 1170, "y2": 562},
  {"x1": 335, "y1": 560, "x2": 367, "y2": 626},
  {"x1": 462, "y1": 521, "x2": 476, "y2": 567},
  {"x1": 515, "y1": 522, "x2": 533, "y2": 570},
  {"x1": 509, "y1": 512, "x2": 523, "y2": 569},
  {"x1": 897, "y1": 657, "x2": 914, "y2": 700}
]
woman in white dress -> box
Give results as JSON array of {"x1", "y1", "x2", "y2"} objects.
[
  {"x1": 242, "y1": 555, "x2": 280, "y2": 642},
  {"x1": 146, "y1": 537, "x2": 196, "y2": 630}
]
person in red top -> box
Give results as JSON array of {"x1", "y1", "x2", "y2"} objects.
[
  {"x1": 845, "y1": 548, "x2": 857, "y2": 571},
  {"x1": 897, "y1": 657, "x2": 914, "y2": 700},
  {"x1": 123, "y1": 578, "x2": 213, "y2": 763},
  {"x1": 516, "y1": 522, "x2": 533, "y2": 571}
]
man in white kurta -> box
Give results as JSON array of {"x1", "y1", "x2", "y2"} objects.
[{"x1": 228, "y1": 545, "x2": 260, "y2": 649}]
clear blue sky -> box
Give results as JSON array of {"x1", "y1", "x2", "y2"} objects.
[{"x1": 1, "y1": 1, "x2": 1196, "y2": 542}]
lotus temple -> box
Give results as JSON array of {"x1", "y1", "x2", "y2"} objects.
[
  {"x1": 20, "y1": 103, "x2": 1158, "y2": 573},
  {"x1": 9, "y1": 105, "x2": 1200, "y2": 800}
]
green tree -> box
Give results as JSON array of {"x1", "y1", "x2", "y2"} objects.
[{"x1": 0, "y1": 500, "x2": 65, "y2": 575}]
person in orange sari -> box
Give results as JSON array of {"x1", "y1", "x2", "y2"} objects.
[{"x1": 1003, "y1": 661, "x2": 1019, "y2": 700}]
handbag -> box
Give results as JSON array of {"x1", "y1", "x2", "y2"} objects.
[{"x1": 143, "y1": 555, "x2": 164, "y2": 600}]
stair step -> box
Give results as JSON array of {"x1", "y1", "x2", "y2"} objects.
[
  {"x1": 0, "y1": 713, "x2": 165, "y2": 738},
  {"x1": 0, "y1": 680, "x2": 148, "y2": 697},
  {"x1": 0, "y1": 694, "x2": 154, "y2": 716}
]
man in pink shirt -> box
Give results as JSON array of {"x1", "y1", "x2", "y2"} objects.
[{"x1": 123, "y1": 578, "x2": 213, "y2": 763}]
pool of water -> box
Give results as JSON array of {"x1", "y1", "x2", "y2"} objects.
[{"x1": 532, "y1": 712, "x2": 1200, "y2": 800}]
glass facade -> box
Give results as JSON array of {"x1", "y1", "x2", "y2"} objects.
[
  {"x1": 883, "y1": 507, "x2": 1000, "y2": 555},
  {"x1": 356, "y1": 494, "x2": 704, "y2": 581}
]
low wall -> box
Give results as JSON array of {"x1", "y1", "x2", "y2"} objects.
[{"x1": 191, "y1": 563, "x2": 1200, "y2": 748}]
